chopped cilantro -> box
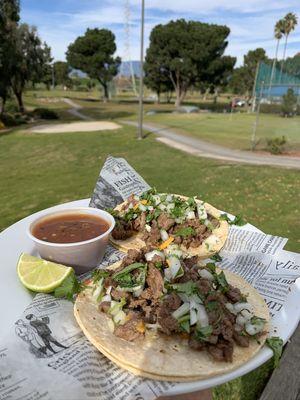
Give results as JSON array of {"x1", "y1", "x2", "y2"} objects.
[
  {"x1": 187, "y1": 197, "x2": 197, "y2": 207},
  {"x1": 124, "y1": 208, "x2": 140, "y2": 222},
  {"x1": 179, "y1": 319, "x2": 190, "y2": 334},
  {"x1": 140, "y1": 188, "x2": 157, "y2": 201},
  {"x1": 146, "y1": 208, "x2": 161, "y2": 223},
  {"x1": 195, "y1": 325, "x2": 213, "y2": 341},
  {"x1": 105, "y1": 207, "x2": 119, "y2": 218},
  {"x1": 220, "y1": 213, "x2": 246, "y2": 226},
  {"x1": 112, "y1": 262, "x2": 146, "y2": 289},
  {"x1": 205, "y1": 263, "x2": 216, "y2": 274},
  {"x1": 174, "y1": 227, "x2": 195, "y2": 238},
  {"x1": 168, "y1": 281, "x2": 198, "y2": 296},
  {"x1": 210, "y1": 253, "x2": 222, "y2": 262},
  {"x1": 54, "y1": 271, "x2": 85, "y2": 301},
  {"x1": 216, "y1": 271, "x2": 229, "y2": 292},
  {"x1": 154, "y1": 261, "x2": 163, "y2": 270},
  {"x1": 206, "y1": 301, "x2": 219, "y2": 311},
  {"x1": 91, "y1": 269, "x2": 109, "y2": 283},
  {"x1": 266, "y1": 337, "x2": 284, "y2": 368}
]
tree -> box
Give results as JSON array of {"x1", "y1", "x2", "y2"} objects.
[
  {"x1": 230, "y1": 48, "x2": 268, "y2": 96},
  {"x1": 280, "y1": 13, "x2": 298, "y2": 81},
  {"x1": 283, "y1": 53, "x2": 300, "y2": 79},
  {"x1": 268, "y1": 19, "x2": 285, "y2": 94},
  {"x1": 281, "y1": 88, "x2": 297, "y2": 117},
  {"x1": 11, "y1": 24, "x2": 52, "y2": 112},
  {"x1": 66, "y1": 28, "x2": 121, "y2": 102},
  {"x1": 146, "y1": 20, "x2": 233, "y2": 107},
  {"x1": 0, "y1": 0, "x2": 20, "y2": 114},
  {"x1": 53, "y1": 61, "x2": 71, "y2": 87},
  {"x1": 144, "y1": 54, "x2": 173, "y2": 103}
]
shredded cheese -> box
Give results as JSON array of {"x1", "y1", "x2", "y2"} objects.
[
  {"x1": 159, "y1": 236, "x2": 174, "y2": 250},
  {"x1": 136, "y1": 321, "x2": 146, "y2": 333}
]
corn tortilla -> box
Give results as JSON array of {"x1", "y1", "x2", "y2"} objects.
[
  {"x1": 110, "y1": 195, "x2": 229, "y2": 259},
  {"x1": 74, "y1": 268, "x2": 269, "y2": 382}
]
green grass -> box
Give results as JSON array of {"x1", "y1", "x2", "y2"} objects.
[
  {"x1": 144, "y1": 112, "x2": 300, "y2": 152},
  {"x1": 1, "y1": 125, "x2": 299, "y2": 253}
]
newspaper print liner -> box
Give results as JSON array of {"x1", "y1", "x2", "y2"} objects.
[
  {"x1": 110, "y1": 195, "x2": 229, "y2": 259},
  {"x1": 74, "y1": 267, "x2": 270, "y2": 382}
]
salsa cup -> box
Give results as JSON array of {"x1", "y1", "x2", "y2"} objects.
[{"x1": 27, "y1": 207, "x2": 115, "y2": 274}]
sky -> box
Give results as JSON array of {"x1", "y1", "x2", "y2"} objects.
[{"x1": 21, "y1": 0, "x2": 300, "y2": 66}]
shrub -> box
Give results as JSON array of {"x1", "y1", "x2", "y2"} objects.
[
  {"x1": 266, "y1": 136, "x2": 287, "y2": 155},
  {"x1": 32, "y1": 108, "x2": 59, "y2": 120},
  {"x1": 281, "y1": 88, "x2": 298, "y2": 117},
  {"x1": 1, "y1": 113, "x2": 27, "y2": 126}
]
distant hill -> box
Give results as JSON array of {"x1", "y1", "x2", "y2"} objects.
[
  {"x1": 118, "y1": 61, "x2": 141, "y2": 77},
  {"x1": 69, "y1": 61, "x2": 141, "y2": 79}
]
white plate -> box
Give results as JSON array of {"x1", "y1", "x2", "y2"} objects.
[{"x1": 1, "y1": 199, "x2": 299, "y2": 396}]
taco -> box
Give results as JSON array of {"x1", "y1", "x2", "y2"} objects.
[
  {"x1": 108, "y1": 189, "x2": 229, "y2": 259},
  {"x1": 74, "y1": 247, "x2": 269, "y2": 381}
]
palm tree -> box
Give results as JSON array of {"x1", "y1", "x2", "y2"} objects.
[
  {"x1": 268, "y1": 19, "x2": 285, "y2": 96},
  {"x1": 280, "y1": 12, "x2": 298, "y2": 82}
]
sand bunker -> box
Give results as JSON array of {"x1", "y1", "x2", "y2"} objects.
[{"x1": 31, "y1": 121, "x2": 121, "y2": 134}]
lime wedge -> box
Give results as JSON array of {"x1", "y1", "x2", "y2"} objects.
[{"x1": 17, "y1": 253, "x2": 73, "y2": 293}]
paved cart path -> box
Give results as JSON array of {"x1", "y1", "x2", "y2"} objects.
[{"x1": 122, "y1": 120, "x2": 300, "y2": 169}]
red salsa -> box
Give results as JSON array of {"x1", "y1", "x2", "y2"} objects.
[{"x1": 32, "y1": 213, "x2": 110, "y2": 244}]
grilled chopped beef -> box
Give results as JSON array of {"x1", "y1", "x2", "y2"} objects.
[
  {"x1": 132, "y1": 212, "x2": 146, "y2": 231},
  {"x1": 146, "y1": 265, "x2": 164, "y2": 298},
  {"x1": 111, "y1": 288, "x2": 130, "y2": 301},
  {"x1": 99, "y1": 301, "x2": 111, "y2": 313},
  {"x1": 157, "y1": 213, "x2": 175, "y2": 230},
  {"x1": 233, "y1": 331, "x2": 250, "y2": 347},
  {"x1": 120, "y1": 249, "x2": 143, "y2": 268},
  {"x1": 128, "y1": 297, "x2": 147, "y2": 309},
  {"x1": 183, "y1": 256, "x2": 199, "y2": 269},
  {"x1": 157, "y1": 293, "x2": 181, "y2": 335},
  {"x1": 163, "y1": 292, "x2": 182, "y2": 310},
  {"x1": 220, "y1": 318, "x2": 234, "y2": 341},
  {"x1": 189, "y1": 336, "x2": 206, "y2": 350},
  {"x1": 227, "y1": 285, "x2": 243, "y2": 303},
  {"x1": 112, "y1": 218, "x2": 135, "y2": 240},
  {"x1": 196, "y1": 278, "x2": 212, "y2": 295},
  {"x1": 208, "y1": 340, "x2": 233, "y2": 362},
  {"x1": 114, "y1": 318, "x2": 144, "y2": 341}
]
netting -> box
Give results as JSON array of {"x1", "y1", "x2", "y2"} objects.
[{"x1": 254, "y1": 62, "x2": 300, "y2": 98}]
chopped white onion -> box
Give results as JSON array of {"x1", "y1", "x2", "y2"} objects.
[
  {"x1": 197, "y1": 202, "x2": 207, "y2": 220},
  {"x1": 172, "y1": 302, "x2": 190, "y2": 319},
  {"x1": 164, "y1": 245, "x2": 183, "y2": 259},
  {"x1": 145, "y1": 250, "x2": 165, "y2": 262},
  {"x1": 195, "y1": 304, "x2": 209, "y2": 327},
  {"x1": 160, "y1": 229, "x2": 169, "y2": 242},
  {"x1": 225, "y1": 302, "x2": 235, "y2": 314},
  {"x1": 199, "y1": 269, "x2": 214, "y2": 281},
  {"x1": 139, "y1": 204, "x2": 147, "y2": 212},
  {"x1": 186, "y1": 211, "x2": 196, "y2": 220},
  {"x1": 158, "y1": 204, "x2": 166, "y2": 210},
  {"x1": 233, "y1": 302, "x2": 253, "y2": 314},
  {"x1": 145, "y1": 224, "x2": 151, "y2": 233},
  {"x1": 101, "y1": 294, "x2": 112, "y2": 302},
  {"x1": 153, "y1": 195, "x2": 161, "y2": 205},
  {"x1": 164, "y1": 256, "x2": 183, "y2": 281},
  {"x1": 236, "y1": 314, "x2": 247, "y2": 326},
  {"x1": 245, "y1": 322, "x2": 264, "y2": 336},
  {"x1": 166, "y1": 194, "x2": 173, "y2": 202},
  {"x1": 190, "y1": 308, "x2": 197, "y2": 325},
  {"x1": 113, "y1": 310, "x2": 126, "y2": 325}
]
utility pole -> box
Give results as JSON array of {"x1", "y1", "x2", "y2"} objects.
[
  {"x1": 251, "y1": 81, "x2": 264, "y2": 151},
  {"x1": 137, "y1": 0, "x2": 145, "y2": 140}
]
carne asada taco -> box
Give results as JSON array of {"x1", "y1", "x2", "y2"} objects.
[
  {"x1": 108, "y1": 189, "x2": 229, "y2": 259},
  {"x1": 74, "y1": 247, "x2": 269, "y2": 381}
]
